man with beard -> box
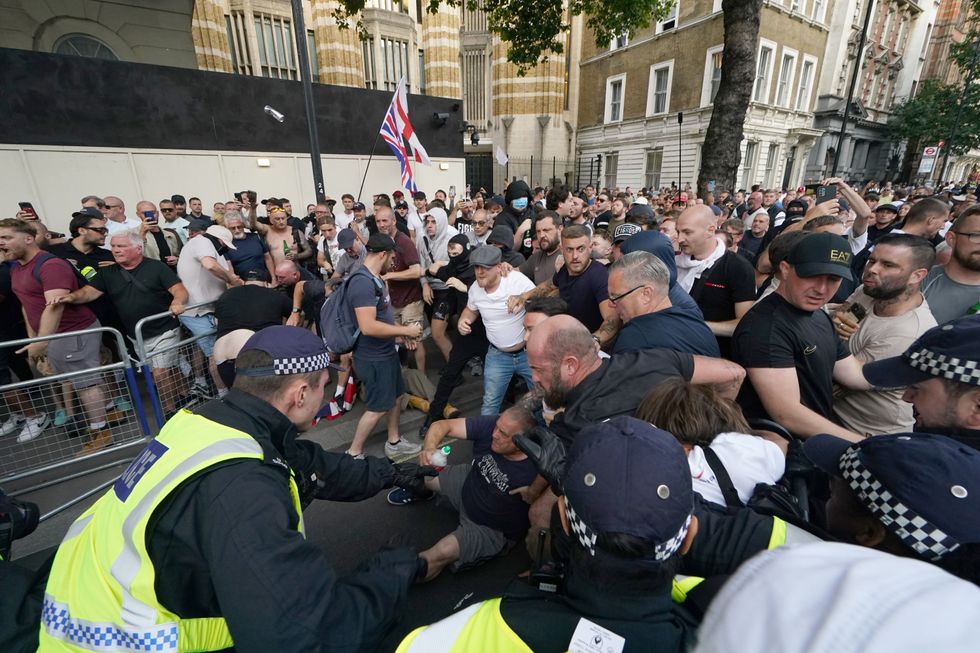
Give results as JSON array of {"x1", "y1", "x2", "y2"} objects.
[
  {"x1": 831, "y1": 234, "x2": 939, "y2": 436},
  {"x1": 921, "y1": 205, "x2": 980, "y2": 324},
  {"x1": 223, "y1": 211, "x2": 277, "y2": 283},
  {"x1": 519, "y1": 212, "x2": 563, "y2": 285}
]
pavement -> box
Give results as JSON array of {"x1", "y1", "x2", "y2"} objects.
[{"x1": 6, "y1": 352, "x2": 535, "y2": 651}]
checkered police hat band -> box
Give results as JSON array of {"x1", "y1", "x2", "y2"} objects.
[
  {"x1": 563, "y1": 496, "x2": 691, "y2": 561},
  {"x1": 236, "y1": 352, "x2": 331, "y2": 377},
  {"x1": 840, "y1": 448, "x2": 960, "y2": 560},
  {"x1": 907, "y1": 346, "x2": 980, "y2": 386}
]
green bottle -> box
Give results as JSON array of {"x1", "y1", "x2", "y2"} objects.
[
  {"x1": 969, "y1": 301, "x2": 980, "y2": 315},
  {"x1": 283, "y1": 240, "x2": 290, "y2": 257}
]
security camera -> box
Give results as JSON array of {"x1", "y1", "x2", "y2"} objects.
[
  {"x1": 433, "y1": 112, "x2": 449, "y2": 127},
  {"x1": 470, "y1": 131, "x2": 480, "y2": 146},
  {"x1": 264, "y1": 105, "x2": 285, "y2": 123}
]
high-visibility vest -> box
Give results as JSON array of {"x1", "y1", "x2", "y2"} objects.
[
  {"x1": 397, "y1": 598, "x2": 533, "y2": 653},
  {"x1": 38, "y1": 410, "x2": 305, "y2": 652}
]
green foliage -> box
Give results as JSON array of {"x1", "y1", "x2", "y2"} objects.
[
  {"x1": 332, "y1": 0, "x2": 675, "y2": 73},
  {"x1": 889, "y1": 78, "x2": 980, "y2": 157}
]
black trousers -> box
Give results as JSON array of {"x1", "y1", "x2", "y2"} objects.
[{"x1": 427, "y1": 318, "x2": 489, "y2": 422}]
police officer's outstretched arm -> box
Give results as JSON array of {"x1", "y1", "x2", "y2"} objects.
[{"x1": 199, "y1": 464, "x2": 420, "y2": 653}]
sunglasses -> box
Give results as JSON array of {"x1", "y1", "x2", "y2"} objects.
[
  {"x1": 83, "y1": 225, "x2": 108, "y2": 234},
  {"x1": 161, "y1": 208, "x2": 175, "y2": 213},
  {"x1": 104, "y1": 204, "x2": 122, "y2": 209}
]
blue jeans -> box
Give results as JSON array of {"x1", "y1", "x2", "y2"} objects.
[
  {"x1": 178, "y1": 313, "x2": 217, "y2": 358},
  {"x1": 481, "y1": 346, "x2": 533, "y2": 415}
]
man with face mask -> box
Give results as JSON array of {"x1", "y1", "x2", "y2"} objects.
[{"x1": 496, "y1": 180, "x2": 534, "y2": 242}]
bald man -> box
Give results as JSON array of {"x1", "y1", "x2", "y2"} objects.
[
  {"x1": 103, "y1": 195, "x2": 142, "y2": 242},
  {"x1": 274, "y1": 259, "x2": 315, "y2": 289},
  {"x1": 675, "y1": 206, "x2": 756, "y2": 354},
  {"x1": 526, "y1": 314, "x2": 745, "y2": 444}
]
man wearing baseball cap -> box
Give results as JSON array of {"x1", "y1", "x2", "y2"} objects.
[
  {"x1": 803, "y1": 430, "x2": 980, "y2": 583},
  {"x1": 733, "y1": 232, "x2": 872, "y2": 441},
  {"x1": 861, "y1": 316, "x2": 980, "y2": 449},
  {"x1": 40, "y1": 325, "x2": 434, "y2": 651},
  {"x1": 397, "y1": 417, "x2": 699, "y2": 652}
]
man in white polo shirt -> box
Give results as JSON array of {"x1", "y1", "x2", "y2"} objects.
[{"x1": 458, "y1": 245, "x2": 535, "y2": 415}]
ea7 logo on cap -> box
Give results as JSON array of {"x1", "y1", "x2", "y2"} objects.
[{"x1": 830, "y1": 249, "x2": 851, "y2": 263}]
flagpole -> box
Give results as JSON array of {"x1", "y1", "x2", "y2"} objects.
[{"x1": 356, "y1": 128, "x2": 384, "y2": 204}]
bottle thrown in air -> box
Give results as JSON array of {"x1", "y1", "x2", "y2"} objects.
[{"x1": 430, "y1": 445, "x2": 451, "y2": 471}]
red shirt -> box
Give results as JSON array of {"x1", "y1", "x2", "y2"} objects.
[
  {"x1": 11, "y1": 252, "x2": 96, "y2": 334},
  {"x1": 388, "y1": 230, "x2": 423, "y2": 308}
]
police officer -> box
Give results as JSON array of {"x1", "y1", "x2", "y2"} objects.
[
  {"x1": 397, "y1": 417, "x2": 701, "y2": 652},
  {"x1": 39, "y1": 326, "x2": 433, "y2": 652}
]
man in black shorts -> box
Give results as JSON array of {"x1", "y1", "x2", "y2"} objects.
[
  {"x1": 732, "y1": 232, "x2": 872, "y2": 441},
  {"x1": 387, "y1": 406, "x2": 538, "y2": 580}
]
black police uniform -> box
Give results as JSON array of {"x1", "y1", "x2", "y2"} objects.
[{"x1": 145, "y1": 389, "x2": 419, "y2": 652}]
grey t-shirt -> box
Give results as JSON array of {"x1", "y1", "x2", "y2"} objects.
[
  {"x1": 922, "y1": 266, "x2": 980, "y2": 324},
  {"x1": 519, "y1": 248, "x2": 562, "y2": 286},
  {"x1": 348, "y1": 270, "x2": 396, "y2": 360},
  {"x1": 335, "y1": 252, "x2": 363, "y2": 279}
]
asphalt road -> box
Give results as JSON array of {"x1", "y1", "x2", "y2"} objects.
[{"x1": 7, "y1": 361, "x2": 533, "y2": 651}]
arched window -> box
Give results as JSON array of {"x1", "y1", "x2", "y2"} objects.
[{"x1": 54, "y1": 34, "x2": 118, "y2": 61}]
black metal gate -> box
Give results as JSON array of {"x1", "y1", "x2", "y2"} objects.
[{"x1": 466, "y1": 153, "x2": 493, "y2": 195}]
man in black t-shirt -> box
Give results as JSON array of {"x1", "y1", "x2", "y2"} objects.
[
  {"x1": 732, "y1": 232, "x2": 871, "y2": 441},
  {"x1": 387, "y1": 406, "x2": 538, "y2": 581},
  {"x1": 675, "y1": 206, "x2": 757, "y2": 356},
  {"x1": 52, "y1": 231, "x2": 188, "y2": 412}
]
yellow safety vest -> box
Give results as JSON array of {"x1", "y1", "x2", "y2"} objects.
[
  {"x1": 38, "y1": 410, "x2": 305, "y2": 652},
  {"x1": 397, "y1": 598, "x2": 533, "y2": 653}
]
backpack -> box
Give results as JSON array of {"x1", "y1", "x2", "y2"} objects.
[
  {"x1": 31, "y1": 251, "x2": 90, "y2": 287},
  {"x1": 319, "y1": 268, "x2": 384, "y2": 354},
  {"x1": 701, "y1": 444, "x2": 808, "y2": 522}
]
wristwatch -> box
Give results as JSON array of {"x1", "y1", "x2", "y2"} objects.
[{"x1": 292, "y1": 307, "x2": 302, "y2": 313}]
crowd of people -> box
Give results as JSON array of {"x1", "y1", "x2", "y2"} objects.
[{"x1": 1, "y1": 176, "x2": 979, "y2": 652}]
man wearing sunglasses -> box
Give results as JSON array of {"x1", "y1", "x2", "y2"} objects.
[
  {"x1": 159, "y1": 198, "x2": 191, "y2": 244},
  {"x1": 46, "y1": 208, "x2": 116, "y2": 271},
  {"x1": 102, "y1": 196, "x2": 141, "y2": 243}
]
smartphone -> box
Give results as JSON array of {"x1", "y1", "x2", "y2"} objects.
[
  {"x1": 842, "y1": 302, "x2": 867, "y2": 325},
  {"x1": 143, "y1": 210, "x2": 158, "y2": 224},
  {"x1": 18, "y1": 202, "x2": 38, "y2": 220},
  {"x1": 803, "y1": 184, "x2": 819, "y2": 197},
  {"x1": 449, "y1": 185, "x2": 456, "y2": 197},
  {"x1": 816, "y1": 184, "x2": 837, "y2": 204}
]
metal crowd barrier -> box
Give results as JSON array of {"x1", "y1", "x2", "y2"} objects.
[
  {"x1": 134, "y1": 301, "x2": 217, "y2": 431},
  {"x1": 0, "y1": 326, "x2": 149, "y2": 486}
]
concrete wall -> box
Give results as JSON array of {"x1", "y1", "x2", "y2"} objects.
[{"x1": 0, "y1": 144, "x2": 464, "y2": 233}]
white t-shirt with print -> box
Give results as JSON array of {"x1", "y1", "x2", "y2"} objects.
[{"x1": 688, "y1": 432, "x2": 785, "y2": 506}]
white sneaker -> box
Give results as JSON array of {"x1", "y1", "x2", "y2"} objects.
[
  {"x1": 17, "y1": 414, "x2": 50, "y2": 443},
  {"x1": 384, "y1": 438, "x2": 422, "y2": 457},
  {"x1": 0, "y1": 414, "x2": 25, "y2": 437}
]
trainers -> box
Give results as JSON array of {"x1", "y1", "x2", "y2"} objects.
[
  {"x1": 16, "y1": 414, "x2": 50, "y2": 443},
  {"x1": 190, "y1": 382, "x2": 212, "y2": 399},
  {"x1": 77, "y1": 429, "x2": 113, "y2": 456},
  {"x1": 344, "y1": 449, "x2": 365, "y2": 460},
  {"x1": 105, "y1": 397, "x2": 133, "y2": 412},
  {"x1": 0, "y1": 414, "x2": 25, "y2": 437},
  {"x1": 387, "y1": 487, "x2": 434, "y2": 505},
  {"x1": 385, "y1": 438, "x2": 422, "y2": 457}
]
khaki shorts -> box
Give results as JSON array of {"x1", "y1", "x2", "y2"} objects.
[
  {"x1": 48, "y1": 328, "x2": 103, "y2": 389},
  {"x1": 133, "y1": 328, "x2": 181, "y2": 370},
  {"x1": 392, "y1": 300, "x2": 425, "y2": 327}
]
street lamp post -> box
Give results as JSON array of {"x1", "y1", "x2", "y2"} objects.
[
  {"x1": 677, "y1": 112, "x2": 684, "y2": 190},
  {"x1": 832, "y1": 0, "x2": 875, "y2": 177},
  {"x1": 290, "y1": 0, "x2": 326, "y2": 203}
]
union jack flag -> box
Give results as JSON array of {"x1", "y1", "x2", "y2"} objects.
[{"x1": 379, "y1": 77, "x2": 430, "y2": 194}]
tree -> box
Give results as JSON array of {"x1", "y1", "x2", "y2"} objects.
[
  {"x1": 335, "y1": 0, "x2": 763, "y2": 196},
  {"x1": 696, "y1": 0, "x2": 763, "y2": 198}
]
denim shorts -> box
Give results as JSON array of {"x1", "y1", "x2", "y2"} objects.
[{"x1": 178, "y1": 313, "x2": 217, "y2": 358}]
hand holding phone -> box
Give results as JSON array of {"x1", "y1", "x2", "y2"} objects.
[
  {"x1": 816, "y1": 184, "x2": 837, "y2": 205},
  {"x1": 18, "y1": 202, "x2": 38, "y2": 220}
]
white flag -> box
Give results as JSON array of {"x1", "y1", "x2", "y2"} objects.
[{"x1": 495, "y1": 145, "x2": 509, "y2": 166}]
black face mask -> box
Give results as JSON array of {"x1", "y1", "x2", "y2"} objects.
[{"x1": 203, "y1": 233, "x2": 229, "y2": 256}]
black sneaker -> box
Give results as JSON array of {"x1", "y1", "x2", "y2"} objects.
[{"x1": 387, "y1": 487, "x2": 434, "y2": 505}]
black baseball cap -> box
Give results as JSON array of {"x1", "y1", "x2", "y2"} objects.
[
  {"x1": 186, "y1": 218, "x2": 210, "y2": 232},
  {"x1": 352, "y1": 202, "x2": 366, "y2": 211},
  {"x1": 863, "y1": 317, "x2": 980, "y2": 390},
  {"x1": 171, "y1": 194, "x2": 186, "y2": 204},
  {"x1": 262, "y1": 197, "x2": 285, "y2": 207},
  {"x1": 337, "y1": 228, "x2": 357, "y2": 249},
  {"x1": 875, "y1": 203, "x2": 899, "y2": 214},
  {"x1": 613, "y1": 223, "x2": 642, "y2": 244},
  {"x1": 365, "y1": 233, "x2": 395, "y2": 253},
  {"x1": 413, "y1": 191, "x2": 427, "y2": 201},
  {"x1": 804, "y1": 433, "x2": 980, "y2": 560},
  {"x1": 786, "y1": 232, "x2": 853, "y2": 281},
  {"x1": 72, "y1": 207, "x2": 104, "y2": 220}
]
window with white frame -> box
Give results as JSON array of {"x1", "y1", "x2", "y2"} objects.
[
  {"x1": 763, "y1": 143, "x2": 779, "y2": 188},
  {"x1": 753, "y1": 41, "x2": 775, "y2": 103},
  {"x1": 610, "y1": 32, "x2": 629, "y2": 51},
  {"x1": 775, "y1": 48, "x2": 797, "y2": 108},
  {"x1": 604, "y1": 153, "x2": 619, "y2": 190},
  {"x1": 812, "y1": 0, "x2": 826, "y2": 23},
  {"x1": 646, "y1": 61, "x2": 673, "y2": 116},
  {"x1": 796, "y1": 56, "x2": 817, "y2": 110},
  {"x1": 605, "y1": 74, "x2": 626, "y2": 123},
  {"x1": 741, "y1": 141, "x2": 758, "y2": 189},
  {"x1": 701, "y1": 45, "x2": 724, "y2": 107},
  {"x1": 645, "y1": 149, "x2": 664, "y2": 190},
  {"x1": 657, "y1": 1, "x2": 678, "y2": 33},
  {"x1": 790, "y1": 0, "x2": 801, "y2": 12}
]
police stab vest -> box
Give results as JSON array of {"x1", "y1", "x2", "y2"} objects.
[
  {"x1": 397, "y1": 598, "x2": 533, "y2": 653},
  {"x1": 38, "y1": 410, "x2": 305, "y2": 652}
]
